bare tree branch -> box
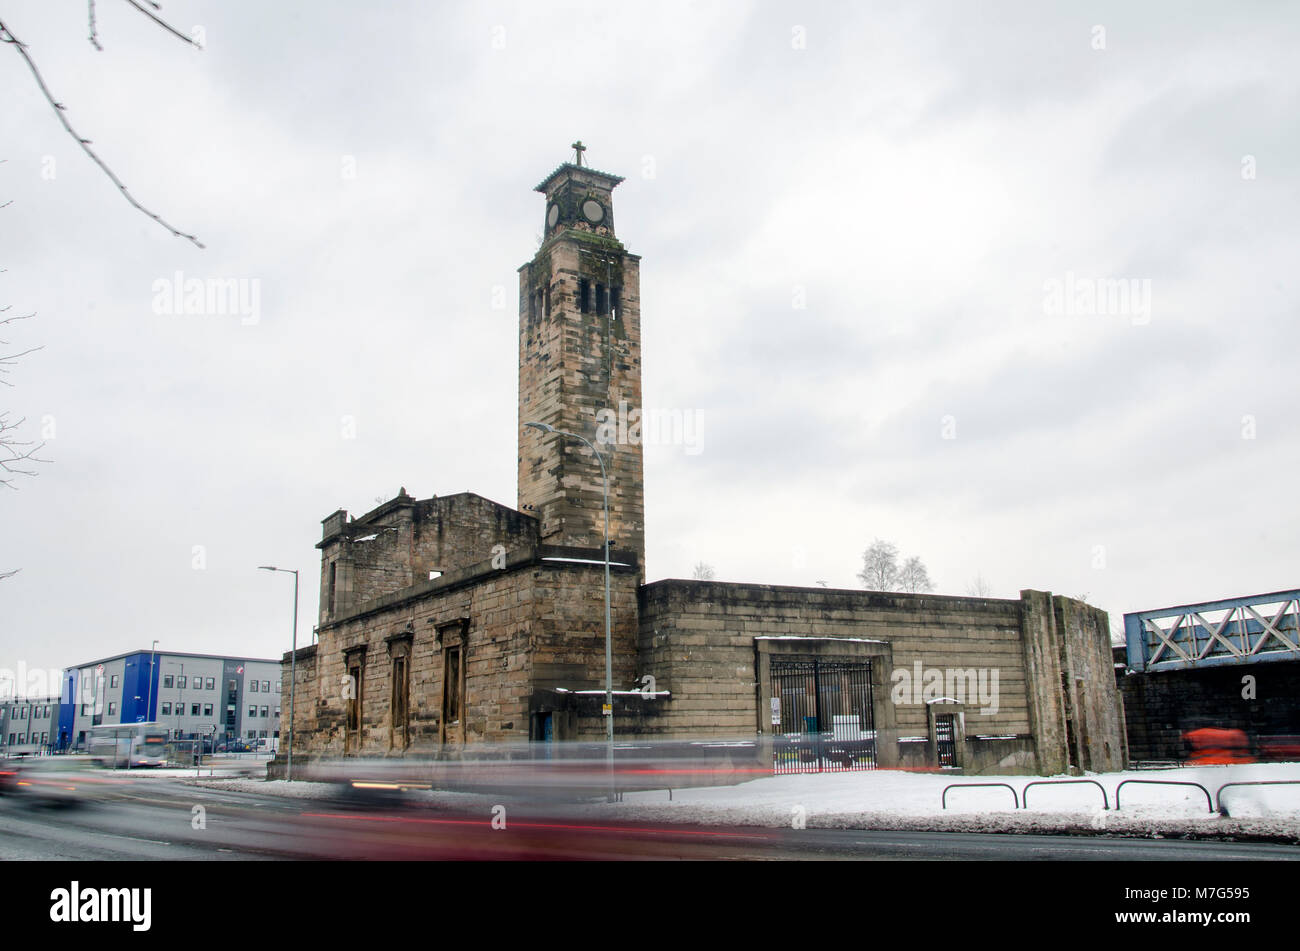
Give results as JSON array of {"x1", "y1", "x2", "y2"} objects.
[
  {"x1": 87, "y1": 0, "x2": 103, "y2": 50},
  {"x1": 121, "y1": 0, "x2": 201, "y2": 49},
  {"x1": 0, "y1": 411, "x2": 50, "y2": 487},
  {"x1": 0, "y1": 15, "x2": 204, "y2": 248},
  {"x1": 0, "y1": 309, "x2": 44, "y2": 387}
]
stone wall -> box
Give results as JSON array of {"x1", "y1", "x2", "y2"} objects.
[
  {"x1": 1053, "y1": 595, "x2": 1127, "y2": 773},
  {"x1": 288, "y1": 544, "x2": 640, "y2": 758},
  {"x1": 636, "y1": 581, "x2": 1126, "y2": 775},
  {"x1": 315, "y1": 491, "x2": 538, "y2": 626},
  {"x1": 637, "y1": 580, "x2": 1032, "y2": 743}
]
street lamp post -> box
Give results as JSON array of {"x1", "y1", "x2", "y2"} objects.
[
  {"x1": 524, "y1": 421, "x2": 614, "y2": 798},
  {"x1": 259, "y1": 566, "x2": 299, "y2": 782},
  {"x1": 145, "y1": 639, "x2": 159, "y2": 723}
]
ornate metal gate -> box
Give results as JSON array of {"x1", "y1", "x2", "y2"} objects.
[{"x1": 771, "y1": 658, "x2": 875, "y2": 773}]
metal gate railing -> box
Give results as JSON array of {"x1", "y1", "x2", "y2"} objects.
[
  {"x1": 771, "y1": 658, "x2": 875, "y2": 773},
  {"x1": 935, "y1": 714, "x2": 957, "y2": 768}
]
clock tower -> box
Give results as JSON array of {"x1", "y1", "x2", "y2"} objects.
[{"x1": 518, "y1": 146, "x2": 645, "y2": 576}]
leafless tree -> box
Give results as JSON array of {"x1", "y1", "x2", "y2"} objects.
[
  {"x1": 0, "y1": 2, "x2": 204, "y2": 246},
  {"x1": 692, "y1": 562, "x2": 716, "y2": 581},
  {"x1": 857, "y1": 538, "x2": 900, "y2": 591},
  {"x1": 898, "y1": 556, "x2": 934, "y2": 594},
  {"x1": 965, "y1": 572, "x2": 993, "y2": 597},
  {"x1": 0, "y1": 307, "x2": 46, "y2": 579},
  {"x1": 0, "y1": 311, "x2": 47, "y2": 489},
  {"x1": 859, "y1": 538, "x2": 934, "y2": 593}
]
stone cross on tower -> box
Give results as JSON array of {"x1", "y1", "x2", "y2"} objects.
[{"x1": 571, "y1": 140, "x2": 586, "y2": 166}]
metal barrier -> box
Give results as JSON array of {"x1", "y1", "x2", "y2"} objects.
[
  {"x1": 1115, "y1": 779, "x2": 1213, "y2": 813},
  {"x1": 1214, "y1": 780, "x2": 1300, "y2": 814},
  {"x1": 1022, "y1": 779, "x2": 1109, "y2": 810},
  {"x1": 942, "y1": 782, "x2": 1019, "y2": 810}
]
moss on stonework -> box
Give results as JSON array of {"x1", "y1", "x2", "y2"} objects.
[{"x1": 563, "y1": 229, "x2": 625, "y2": 254}]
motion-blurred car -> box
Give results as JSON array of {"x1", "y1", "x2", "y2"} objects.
[{"x1": 1, "y1": 758, "x2": 110, "y2": 808}]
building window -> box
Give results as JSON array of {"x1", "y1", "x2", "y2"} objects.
[
  {"x1": 275, "y1": 682, "x2": 281, "y2": 693},
  {"x1": 247, "y1": 729, "x2": 256, "y2": 739},
  {"x1": 249, "y1": 706, "x2": 257, "y2": 719},
  {"x1": 107, "y1": 702, "x2": 116, "y2": 715},
  {"x1": 80, "y1": 704, "x2": 88, "y2": 716},
  {"x1": 205, "y1": 678, "x2": 215, "y2": 691},
  {"x1": 110, "y1": 674, "x2": 119, "y2": 688},
  {"x1": 392, "y1": 655, "x2": 409, "y2": 748},
  {"x1": 260, "y1": 706, "x2": 268, "y2": 718},
  {"x1": 262, "y1": 681, "x2": 270, "y2": 692},
  {"x1": 190, "y1": 703, "x2": 200, "y2": 716},
  {"x1": 163, "y1": 675, "x2": 174, "y2": 689},
  {"x1": 345, "y1": 655, "x2": 365, "y2": 751},
  {"x1": 250, "y1": 680, "x2": 259, "y2": 693},
  {"x1": 328, "y1": 562, "x2": 337, "y2": 616},
  {"x1": 228, "y1": 680, "x2": 237, "y2": 691},
  {"x1": 611, "y1": 285, "x2": 621, "y2": 320},
  {"x1": 275, "y1": 708, "x2": 280, "y2": 718},
  {"x1": 578, "y1": 277, "x2": 590, "y2": 313},
  {"x1": 161, "y1": 702, "x2": 171, "y2": 716},
  {"x1": 177, "y1": 676, "x2": 186, "y2": 689},
  {"x1": 204, "y1": 704, "x2": 213, "y2": 717},
  {"x1": 443, "y1": 648, "x2": 463, "y2": 727}
]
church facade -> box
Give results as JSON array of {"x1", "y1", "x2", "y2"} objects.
[{"x1": 282, "y1": 151, "x2": 1125, "y2": 776}]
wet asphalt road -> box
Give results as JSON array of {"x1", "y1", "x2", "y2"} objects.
[{"x1": 3, "y1": 779, "x2": 1299, "y2": 860}]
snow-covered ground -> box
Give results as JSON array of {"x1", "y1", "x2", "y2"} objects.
[
  {"x1": 181, "y1": 762, "x2": 1300, "y2": 842},
  {"x1": 605, "y1": 761, "x2": 1300, "y2": 841}
]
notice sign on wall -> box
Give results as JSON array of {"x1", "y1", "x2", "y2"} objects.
[{"x1": 770, "y1": 698, "x2": 781, "y2": 726}]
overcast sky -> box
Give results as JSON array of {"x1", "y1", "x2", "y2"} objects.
[{"x1": 1, "y1": 1, "x2": 1297, "y2": 677}]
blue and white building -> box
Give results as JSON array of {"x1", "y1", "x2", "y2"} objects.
[{"x1": 60, "y1": 650, "x2": 282, "y2": 750}]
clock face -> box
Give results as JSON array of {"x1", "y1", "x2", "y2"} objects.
[
  {"x1": 547, "y1": 204, "x2": 559, "y2": 228},
  {"x1": 582, "y1": 199, "x2": 604, "y2": 224}
]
